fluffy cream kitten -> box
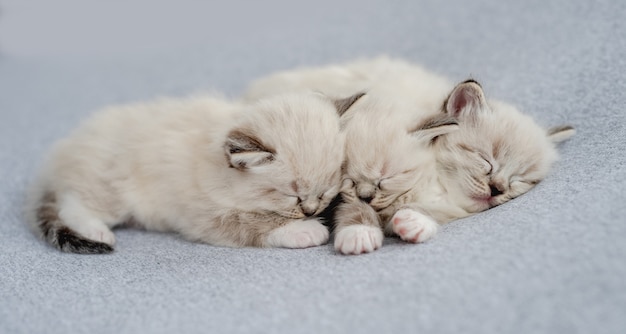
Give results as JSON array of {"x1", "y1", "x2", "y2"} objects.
[
  {"x1": 244, "y1": 57, "x2": 575, "y2": 255},
  {"x1": 26, "y1": 92, "x2": 362, "y2": 253}
]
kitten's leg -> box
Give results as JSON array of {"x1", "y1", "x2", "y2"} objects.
[
  {"x1": 207, "y1": 212, "x2": 329, "y2": 248},
  {"x1": 58, "y1": 192, "x2": 116, "y2": 245},
  {"x1": 333, "y1": 200, "x2": 384, "y2": 255},
  {"x1": 264, "y1": 218, "x2": 329, "y2": 248},
  {"x1": 36, "y1": 191, "x2": 115, "y2": 254},
  {"x1": 387, "y1": 206, "x2": 438, "y2": 244}
]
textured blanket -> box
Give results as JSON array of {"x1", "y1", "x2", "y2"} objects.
[{"x1": 1, "y1": 1, "x2": 624, "y2": 333}]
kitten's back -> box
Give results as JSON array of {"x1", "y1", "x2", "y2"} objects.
[{"x1": 244, "y1": 56, "x2": 451, "y2": 113}]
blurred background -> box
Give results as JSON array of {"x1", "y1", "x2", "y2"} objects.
[
  {"x1": 1, "y1": 0, "x2": 352, "y2": 60},
  {"x1": 2, "y1": 0, "x2": 602, "y2": 98}
]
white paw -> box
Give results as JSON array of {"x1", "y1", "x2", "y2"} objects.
[
  {"x1": 265, "y1": 219, "x2": 329, "y2": 248},
  {"x1": 334, "y1": 225, "x2": 383, "y2": 255},
  {"x1": 390, "y1": 209, "x2": 438, "y2": 243},
  {"x1": 57, "y1": 194, "x2": 116, "y2": 246},
  {"x1": 77, "y1": 223, "x2": 116, "y2": 245}
]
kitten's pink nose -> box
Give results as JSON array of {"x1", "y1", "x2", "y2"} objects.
[
  {"x1": 300, "y1": 202, "x2": 319, "y2": 217},
  {"x1": 356, "y1": 184, "x2": 375, "y2": 203}
]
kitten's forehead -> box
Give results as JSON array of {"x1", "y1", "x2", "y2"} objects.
[
  {"x1": 344, "y1": 110, "x2": 432, "y2": 179},
  {"x1": 449, "y1": 101, "x2": 558, "y2": 178},
  {"x1": 246, "y1": 93, "x2": 345, "y2": 184}
]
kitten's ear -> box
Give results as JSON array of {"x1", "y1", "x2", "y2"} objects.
[
  {"x1": 332, "y1": 92, "x2": 366, "y2": 116},
  {"x1": 224, "y1": 129, "x2": 276, "y2": 170},
  {"x1": 547, "y1": 125, "x2": 575, "y2": 144},
  {"x1": 443, "y1": 79, "x2": 488, "y2": 120},
  {"x1": 409, "y1": 114, "x2": 459, "y2": 142}
]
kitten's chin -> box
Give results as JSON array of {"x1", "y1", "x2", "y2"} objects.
[
  {"x1": 467, "y1": 196, "x2": 493, "y2": 212},
  {"x1": 341, "y1": 196, "x2": 389, "y2": 212},
  {"x1": 371, "y1": 203, "x2": 390, "y2": 212},
  {"x1": 273, "y1": 209, "x2": 306, "y2": 219},
  {"x1": 370, "y1": 190, "x2": 411, "y2": 212},
  {"x1": 371, "y1": 200, "x2": 400, "y2": 212},
  {"x1": 467, "y1": 196, "x2": 511, "y2": 212}
]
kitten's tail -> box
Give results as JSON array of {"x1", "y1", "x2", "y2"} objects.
[{"x1": 34, "y1": 192, "x2": 114, "y2": 254}]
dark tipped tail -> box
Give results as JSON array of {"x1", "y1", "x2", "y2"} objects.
[{"x1": 36, "y1": 192, "x2": 114, "y2": 254}]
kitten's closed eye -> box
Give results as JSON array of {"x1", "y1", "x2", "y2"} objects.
[
  {"x1": 320, "y1": 188, "x2": 337, "y2": 200},
  {"x1": 374, "y1": 168, "x2": 417, "y2": 191},
  {"x1": 378, "y1": 176, "x2": 398, "y2": 191},
  {"x1": 481, "y1": 157, "x2": 493, "y2": 175},
  {"x1": 459, "y1": 144, "x2": 495, "y2": 175}
]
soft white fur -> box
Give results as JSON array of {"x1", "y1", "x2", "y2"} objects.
[
  {"x1": 390, "y1": 209, "x2": 438, "y2": 243},
  {"x1": 334, "y1": 225, "x2": 383, "y2": 255},
  {"x1": 244, "y1": 56, "x2": 575, "y2": 255},
  {"x1": 27, "y1": 93, "x2": 347, "y2": 252},
  {"x1": 265, "y1": 219, "x2": 330, "y2": 248}
]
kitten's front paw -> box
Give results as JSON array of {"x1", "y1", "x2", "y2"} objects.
[
  {"x1": 265, "y1": 219, "x2": 329, "y2": 248},
  {"x1": 334, "y1": 225, "x2": 383, "y2": 255},
  {"x1": 390, "y1": 209, "x2": 438, "y2": 243}
]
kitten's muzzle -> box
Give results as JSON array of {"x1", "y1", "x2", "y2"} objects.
[
  {"x1": 356, "y1": 184, "x2": 375, "y2": 204},
  {"x1": 358, "y1": 195, "x2": 373, "y2": 204},
  {"x1": 299, "y1": 201, "x2": 319, "y2": 217},
  {"x1": 489, "y1": 184, "x2": 503, "y2": 197},
  {"x1": 489, "y1": 181, "x2": 506, "y2": 197}
]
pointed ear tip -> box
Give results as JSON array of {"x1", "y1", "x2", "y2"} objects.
[
  {"x1": 449, "y1": 79, "x2": 485, "y2": 99},
  {"x1": 548, "y1": 125, "x2": 576, "y2": 143},
  {"x1": 549, "y1": 125, "x2": 576, "y2": 134},
  {"x1": 565, "y1": 129, "x2": 576, "y2": 138},
  {"x1": 445, "y1": 81, "x2": 486, "y2": 117},
  {"x1": 461, "y1": 78, "x2": 482, "y2": 87}
]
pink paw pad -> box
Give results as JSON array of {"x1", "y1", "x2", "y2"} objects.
[
  {"x1": 390, "y1": 209, "x2": 438, "y2": 244},
  {"x1": 409, "y1": 232, "x2": 422, "y2": 243}
]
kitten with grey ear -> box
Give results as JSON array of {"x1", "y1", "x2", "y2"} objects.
[
  {"x1": 244, "y1": 57, "x2": 575, "y2": 255},
  {"x1": 329, "y1": 95, "x2": 459, "y2": 254},
  {"x1": 26, "y1": 92, "x2": 361, "y2": 253},
  {"x1": 335, "y1": 79, "x2": 574, "y2": 255}
]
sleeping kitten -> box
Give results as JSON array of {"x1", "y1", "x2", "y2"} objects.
[
  {"x1": 26, "y1": 92, "x2": 362, "y2": 253},
  {"x1": 244, "y1": 57, "x2": 575, "y2": 255}
]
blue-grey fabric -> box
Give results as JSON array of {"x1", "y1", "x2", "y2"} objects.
[{"x1": 1, "y1": 1, "x2": 624, "y2": 333}]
